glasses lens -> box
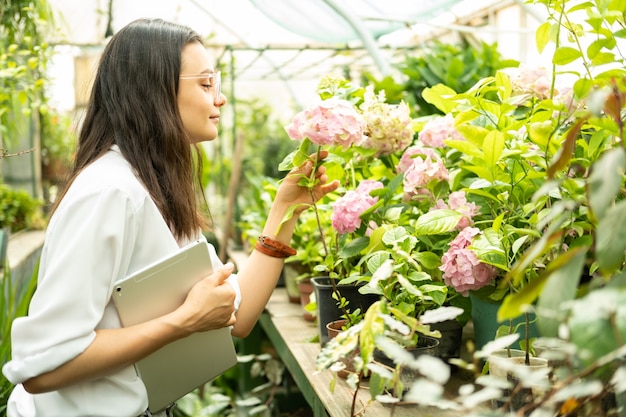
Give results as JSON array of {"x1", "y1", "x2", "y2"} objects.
[
  {"x1": 179, "y1": 72, "x2": 221, "y2": 100},
  {"x1": 214, "y1": 71, "x2": 221, "y2": 100}
]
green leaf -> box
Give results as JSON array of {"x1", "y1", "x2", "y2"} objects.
[
  {"x1": 471, "y1": 228, "x2": 508, "y2": 269},
  {"x1": 503, "y1": 231, "x2": 563, "y2": 288},
  {"x1": 382, "y1": 226, "x2": 410, "y2": 245},
  {"x1": 587, "y1": 38, "x2": 615, "y2": 59},
  {"x1": 548, "y1": 116, "x2": 588, "y2": 178},
  {"x1": 366, "y1": 251, "x2": 391, "y2": 274},
  {"x1": 414, "y1": 251, "x2": 441, "y2": 270},
  {"x1": 498, "y1": 274, "x2": 547, "y2": 321},
  {"x1": 360, "y1": 302, "x2": 384, "y2": 366},
  {"x1": 566, "y1": 1, "x2": 594, "y2": 13},
  {"x1": 364, "y1": 225, "x2": 391, "y2": 254},
  {"x1": 592, "y1": 52, "x2": 617, "y2": 66},
  {"x1": 573, "y1": 78, "x2": 594, "y2": 99},
  {"x1": 535, "y1": 22, "x2": 552, "y2": 53},
  {"x1": 552, "y1": 46, "x2": 582, "y2": 65},
  {"x1": 454, "y1": 124, "x2": 489, "y2": 148},
  {"x1": 494, "y1": 70, "x2": 512, "y2": 100},
  {"x1": 483, "y1": 130, "x2": 505, "y2": 170},
  {"x1": 338, "y1": 237, "x2": 370, "y2": 258},
  {"x1": 278, "y1": 139, "x2": 311, "y2": 171},
  {"x1": 462, "y1": 165, "x2": 495, "y2": 182},
  {"x1": 414, "y1": 210, "x2": 463, "y2": 235},
  {"x1": 397, "y1": 274, "x2": 423, "y2": 297},
  {"x1": 445, "y1": 138, "x2": 484, "y2": 158},
  {"x1": 588, "y1": 147, "x2": 626, "y2": 219},
  {"x1": 536, "y1": 247, "x2": 587, "y2": 337},
  {"x1": 422, "y1": 84, "x2": 458, "y2": 113},
  {"x1": 292, "y1": 138, "x2": 314, "y2": 166},
  {"x1": 596, "y1": 200, "x2": 626, "y2": 273},
  {"x1": 528, "y1": 120, "x2": 554, "y2": 149}
]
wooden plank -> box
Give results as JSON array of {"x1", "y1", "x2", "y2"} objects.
[{"x1": 261, "y1": 289, "x2": 474, "y2": 417}]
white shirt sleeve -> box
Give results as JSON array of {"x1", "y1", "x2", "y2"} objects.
[{"x1": 3, "y1": 185, "x2": 141, "y2": 383}]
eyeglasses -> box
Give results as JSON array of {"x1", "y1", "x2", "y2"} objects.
[{"x1": 179, "y1": 71, "x2": 221, "y2": 100}]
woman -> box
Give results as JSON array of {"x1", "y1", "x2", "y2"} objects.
[{"x1": 2, "y1": 18, "x2": 338, "y2": 417}]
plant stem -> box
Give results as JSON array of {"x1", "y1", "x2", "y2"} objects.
[
  {"x1": 350, "y1": 373, "x2": 361, "y2": 417},
  {"x1": 310, "y1": 190, "x2": 330, "y2": 258},
  {"x1": 525, "y1": 311, "x2": 530, "y2": 366}
]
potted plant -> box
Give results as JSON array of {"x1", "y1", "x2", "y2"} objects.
[
  {"x1": 278, "y1": 75, "x2": 417, "y2": 344},
  {"x1": 0, "y1": 184, "x2": 44, "y2": 242},
  {"x1": 40, "y1": 109, "x2": 77, "y2": 187},
  {"x1": 384, "y1": 0, "x2": 626, "y2": 413}
]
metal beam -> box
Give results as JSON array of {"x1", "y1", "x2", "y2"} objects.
[{"x1": 321, "y1": 0, "x2": 392, "y2": 77}]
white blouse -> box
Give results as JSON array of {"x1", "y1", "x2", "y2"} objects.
[{"x1": 2, "y1": 146, "x2": 240, "y2": 417}]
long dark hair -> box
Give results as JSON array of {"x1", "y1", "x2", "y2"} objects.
[{"x1": 53, "y1": 18, "x2": 209, "y2": 240}]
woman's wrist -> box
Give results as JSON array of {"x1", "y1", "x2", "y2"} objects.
[{"x1": 263, "y1": 205, "x2": 299, "y2": 243}]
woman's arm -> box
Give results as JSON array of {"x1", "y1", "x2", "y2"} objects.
[
  {"x1": 22, "y1": 263, "x2": 237, "y2": 394},
  {"x1": 232, "y1": 152, "x2": 339, "y2": 338}
]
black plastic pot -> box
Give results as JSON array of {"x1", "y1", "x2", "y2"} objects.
[
  {"x1": 429, "y1": 319, "x2": 464, "y2": 362},
  {"x1": 311, "y1": 276, "x2": 379, "y2": 346},
  {"x1": 373, "y1": 335, "x2": 440, "y2": 395}
]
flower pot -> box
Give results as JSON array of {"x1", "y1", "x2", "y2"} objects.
[
  {"x1": 532, "y1": 337, "x2": 571, "y2": 367},
  {"x1": 325, "y1": 319, "x2": 357, "y2": 378},
  {"x1": 326, "y1": 318, "x2": 349, "y2": 339},
  {"x1": 487, "y1": 348, "x2": 530, "y2": 378},
  {"x1": 429, "y1": 318, "x2": 464, "y2": 363},
  {"x1": 282, "y1": 262, "x2": 304, "y2": 304},
  {"x1": 488, "y1": 350, "x2": 550, "y2": 410},
  {"x1": 373, "y1": 335, "x2": 440, "y2": 394},
  {"x1": 297, "y1": 278, "x2": 315, "y2": 322},
  {"x1": 469, "y1": 292, "x2": 539, "y2": 350},
  {"x1": 311, "y1": 276, "x2": 379, "y2": 346}
]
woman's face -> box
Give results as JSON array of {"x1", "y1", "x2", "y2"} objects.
[{"x1": 177, "y1": 41, "x2": 226, "y2": 143}]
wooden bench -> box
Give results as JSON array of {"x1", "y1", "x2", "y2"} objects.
[{"x1": 259, "y1": 288, "x2": 478, "y2": 417}]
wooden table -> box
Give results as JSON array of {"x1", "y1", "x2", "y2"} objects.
[{"x1": 259, "y1": 288, "x2": 477, "y2": 417}]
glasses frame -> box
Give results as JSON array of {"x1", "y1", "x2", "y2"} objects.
[{"x1": 179, "y1": 71, "x2": 221, "y2": 100}]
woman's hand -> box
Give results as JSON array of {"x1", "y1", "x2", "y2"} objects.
[
  {"x1": 169, "y1": 263, "x2": 237, "y2": 335},
  {"x1": 274, "y1": 150, "x2": 340, "y2": 214}
]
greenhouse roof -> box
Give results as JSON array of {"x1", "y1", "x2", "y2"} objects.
[{"x1": 47, "y1": 0, "x2": 542, "y2": 109}]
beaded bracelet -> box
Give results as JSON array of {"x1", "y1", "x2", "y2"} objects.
[{"x1": 255, "y1": 235, "x2": 297, "y2": 258}]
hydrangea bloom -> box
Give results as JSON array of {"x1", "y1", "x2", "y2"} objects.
[
  {"x1": 332, "y1": 180, "x2": 383, "y2": 234},
  {"x1": 396, "y1": 145, "x2": 448, "y2": 196},
  {"x1": 418, "y1": 113, "x2": 464, "y2": 148},
  {"x1": 439, "y1": 227, "x2": 498, "y2": 296},
  {"x1": 509, "y1": 64, "x2": 574, "y2": 107},
  {"x1": 434, "y1": 191, "x2": 480, "y2": 230},
  {"x1": 284, "y1": 98, "x2": 366, "y2": 149},
  {"x1": 511, "y1": 65, "x2": 552, "y2": 99},
  {"x1": 359, "y1": 85, "x2": 414, "y2": 156}
]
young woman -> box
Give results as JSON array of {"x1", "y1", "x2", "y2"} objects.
[{"x1": 2, "y1": 18, "x2": 338, "y2": 417}]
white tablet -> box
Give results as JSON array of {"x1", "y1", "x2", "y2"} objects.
[{"x1": 113, "y1": 240, "x2": 237, "y2": 413}]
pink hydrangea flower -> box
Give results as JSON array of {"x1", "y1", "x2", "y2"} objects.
[
  {"x1": 396, "y1": 146, "x2": 448, "y2": 196},
  {"x1": 434, "y1": 191, "x2": 480, "y2": 230},
  {"x1": 355, "y1": 179, "x2": 383, "y2": 203},
  {"x1": 332, "y1": 180, "x2": 383, "y2": 234},
  {"x1": 511, "y1": 65, "x2": 552, "y2": 99},
  {"x1": 418, "y1": 114, "x2": 464, "y2": 148},
  {"x1": 359, "y1": 86, "x2": 414, "y2": 156},
  {"x1": 284, "y1": 98, "x2": 366, "y2": 149},
  {"x1": 439, "y1": 227, "x2": 498, "y2": 296},
  {"x1": 510, "y1": 65, "x2": 574, "y2": 105}
]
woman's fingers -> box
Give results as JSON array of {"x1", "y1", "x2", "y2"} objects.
[{"x1": 175, "y1": 263, "x2": 237, "y2": 333}]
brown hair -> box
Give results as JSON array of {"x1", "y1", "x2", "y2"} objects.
[{"x1": 53, "y1": 18, "x2": 209, "y2": 240}]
